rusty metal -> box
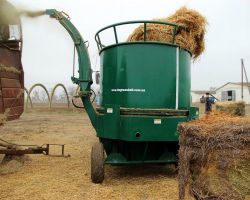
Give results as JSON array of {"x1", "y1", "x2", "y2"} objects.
[
  {"x1": 0, "y1": 144, "x2": 68, "y2": 157},
  {"x1": 0, "y1": 147, "x2": 48, "y2": 155},
  {"x1": 0, "y1": 0, "x2": 24, "y2": 121},
  {"x1": 44, "y1": 144, "x2": 66, "y2": 156}
]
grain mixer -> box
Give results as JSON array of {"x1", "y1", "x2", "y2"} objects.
[{"x1": 46, "y1": 9, "x2": 199, "y2": 183}]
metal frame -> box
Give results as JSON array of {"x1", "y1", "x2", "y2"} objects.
[{"x1": 94, "y1": 20, "x2": 189, "y2": 52}]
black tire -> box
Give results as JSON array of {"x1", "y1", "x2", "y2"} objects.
[{"x1": 91, "y1": 142, "x2": 105, "y2": 183}]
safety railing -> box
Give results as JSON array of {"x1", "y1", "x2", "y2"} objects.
[{"x1": 94, "y1": 20, "x2": 189, "y2": 51}]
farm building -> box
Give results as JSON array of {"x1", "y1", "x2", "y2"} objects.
[
  {"x1": 215, "y1": 82, "x2": 250, "y2": 104},
  {"x1": 191, "y1": 90, "x2": 216, "y2": 103},
  {"x1": 191, "y1": 82, "x2": 250, "y2": 104}
]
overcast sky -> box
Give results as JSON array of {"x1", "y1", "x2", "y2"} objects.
[{"x1": 8, "y1": 0, "x2": 250, "y2": 92}]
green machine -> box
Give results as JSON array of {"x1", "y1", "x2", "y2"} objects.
[{"x1": 46, "y1": 10, "x2": 199, "y2": 183}]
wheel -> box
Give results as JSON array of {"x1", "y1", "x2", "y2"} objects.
[{"x1": 91, "y1": 142, "x2": 105, "y2": 183}]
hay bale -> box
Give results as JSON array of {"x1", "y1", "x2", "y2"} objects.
[
  {"x1": 216, "y1": 101, "x2": 245, "y2": 116},
  {"x1": 127, "y1": 6, "x2": 208, "y2": 60},
  {"x1": 178, "y1": 112, "x2": 250, "y2": 200},
  {"x1": 0, "y1": 63, "x2": 21, "y2": 74}
]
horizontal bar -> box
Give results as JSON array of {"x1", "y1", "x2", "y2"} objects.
[
  {"x1": 0, "y1": 148, "x2": 48, "y2": 155},
  {"x1": 94, "y1": 20, "x2": 189, "y2": 47},
  {"x1": 96, "y1": 20, "x2": 188, "y2": 35},
  {"x1": 96, "y1": 41, "x2": 192, "y2": 56},
  {"x1": 104, "y1": 159, "x2": 177, "y2": 165},
  {"x1": 96, "y1": 107, "x2": 189, "y2": 116}
]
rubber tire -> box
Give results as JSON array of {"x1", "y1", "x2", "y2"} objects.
[{"x1": 91, "y1": 142, "x2": 105, "y2": 183}]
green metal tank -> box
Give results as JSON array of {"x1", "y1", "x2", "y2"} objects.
[
  {"x1": 45, "y1": 12, "x2": 199, "y2": 184},
  {"x1": 100, "y1": 43, "x2": 191, "y2": 110}
]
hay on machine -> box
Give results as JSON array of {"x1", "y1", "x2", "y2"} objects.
[
  {"x1": 216, "y1": 101, "x2": 245, "y2": 116},
  {"x1": 0, "y1": 109, "x2": 10, "y2": 126},
  {"x1": 0, "y1": 90, "x2": 23, "y2": 126},
  {"x1": 0, "y1": 63, "x2": 21, "y2": 74},
  {"x1": 127, "y1": 6, "x2": 208, "y2": 60},
  {"x1": 177, "y1": 111, "x2": 250, "y2": 200}
]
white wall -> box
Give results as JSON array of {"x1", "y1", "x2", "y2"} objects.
[
  {"x1": 215, "y1": 83, "x2": 250, "y2": 104},
  {"x1": 191, "y1": 92, "x2": 206, "y2": 103}
]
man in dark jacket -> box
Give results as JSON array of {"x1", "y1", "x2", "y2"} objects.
[{"x1": 205, "y1": 93, "x2": 212, "y2": 114}]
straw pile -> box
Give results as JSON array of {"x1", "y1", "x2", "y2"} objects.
[
  {"x1": 178, "y1": 111, "x2": 250, "y2": 200},
  {"x1": 216, "y1": 101, "x2": 245, "y2": 116},
  {"x1": 0, "y1": 63, "x2": 21, "y2": 74},
  {"x1": 127, "y1": 6, "x2": 208, "y2": 60},
  {"x1": 0, "y1": 160, "x2": 24, "y2": 175}
]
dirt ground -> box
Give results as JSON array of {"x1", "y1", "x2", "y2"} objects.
[{"x1": 0, "y1": 103, "x2": 249, "y2": 200}]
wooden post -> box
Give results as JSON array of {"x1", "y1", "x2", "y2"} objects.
[{"x1": 241, "y1": 59, "x2": 244, "y2": 101}]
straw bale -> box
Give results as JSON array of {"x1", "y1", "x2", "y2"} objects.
[
  {"x1": 127, "y1": 6, "x2": 208, "y2": 60},
  {"x1": 0, "y1": 63, "x2": 21, "y2": 74},
  {"x1": 178, "y1": 112, "x2": 250, "y2": 200},
  {"x1": 216, "y1": 101, "x2": 245, "y2": 116}
]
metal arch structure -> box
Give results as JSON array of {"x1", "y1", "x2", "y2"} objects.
[
  {"x1": 50, "y1": 83, "x2": 70, "y2": 109},
  {"x1": 24, "y1": 87, "x2": 33, "y2": 109},
  {"x1": 74, "y1": 85, "x2": 80, "y2": 97},
  {"x1": 25, "y1": 83, "x2": 50, "y2": 110}
]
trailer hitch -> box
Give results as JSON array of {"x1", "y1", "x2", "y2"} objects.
[{"x1": 0, "y1": 144, "x2": 70, "y2": 158}]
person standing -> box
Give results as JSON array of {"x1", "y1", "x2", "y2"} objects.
[{"x1": 205, "y1": 92, "x2": 212, "y2": 114}]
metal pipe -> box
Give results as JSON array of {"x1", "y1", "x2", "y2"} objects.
[
  {"x1": 62, "y1": 145, "x2": 65, "y2": 156},
  {"x1": 242, "y1": 59, "x2": 250, "y2": 94},
  {"x1": 113, "y1": 26, "x2": 118, "y2": 44},
  {"x1": 176, "y1": 47, "x2": 179, "y2": 109},
  {"x1": 172, "y1": 26, "x2": 177, "y2": 44},
  {"x1": 144, "y1": 23, "x2": 147, "y2": 42}
]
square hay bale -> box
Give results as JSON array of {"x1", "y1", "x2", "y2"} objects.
[
  {"x1": 177, "y1": 112, "x2": 250, "y2": 200},
  {"x1": 216, "y1": 101, "x2": 245, "y2": 116}
]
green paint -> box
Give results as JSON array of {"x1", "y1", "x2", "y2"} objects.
[
  {"x1": 100, "y1": 44, "x2": 180, "y2": 109},
  {"x1": 46, "y1": 9, "x2": 97, "y2": 129},
  {"x1": 46, "y1": 13, "x2": 199, "y2": 165}
]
